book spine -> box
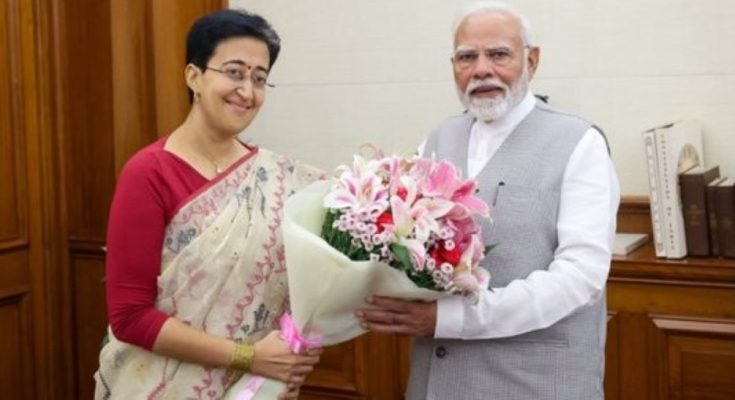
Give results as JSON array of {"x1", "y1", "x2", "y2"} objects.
[
  {"x1": 707, "y1": 183, "x2": 720, "y2": 256},
  {"x1": 716, "y1": 183, "x2": 735, "y2": 258},
  {"x1": 642, "y1": 131, "x2": 666, "y2": 257},
  {"x1": 655, "y1": 129, "x2": 687, "y2": 258},
  {"x1": 679, "y1": 173, "x2": 710, "y2": 256}
]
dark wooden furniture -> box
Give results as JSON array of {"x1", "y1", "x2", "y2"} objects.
[{"x1": 605, "y1": 197, "x2": 735, "y2": 399}]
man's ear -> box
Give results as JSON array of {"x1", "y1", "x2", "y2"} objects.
[{"x1": 526, "y1": 46, "x2": 540, "y2": 80}]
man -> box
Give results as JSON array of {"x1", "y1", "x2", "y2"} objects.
[{"x1": 356, "y1": 2, "x2": 620, "y2": 399}]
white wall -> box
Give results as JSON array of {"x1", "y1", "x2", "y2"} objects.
[{"x1": 231, "y1": 0, "x2": 735, "y2": 195}]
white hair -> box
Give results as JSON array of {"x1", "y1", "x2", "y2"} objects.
[{"x1": 453, "y1": 1, "x2": 533, "y2": 46}]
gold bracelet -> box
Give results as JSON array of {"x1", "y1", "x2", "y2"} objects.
[{"x1": 230, "y1": 342, "x2": 255, "y2": 372}]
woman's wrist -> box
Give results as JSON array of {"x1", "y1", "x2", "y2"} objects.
[{"x1": 230, "y1": 341, "x2": 256, "y2": 371}]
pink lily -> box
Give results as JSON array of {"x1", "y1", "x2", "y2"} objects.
[
  {"x1": 323, "y1": 156, "x2": 388, "y2": 212},
  {"x1": 398, "y1": 237, "x2": 427, "y2": 271}
]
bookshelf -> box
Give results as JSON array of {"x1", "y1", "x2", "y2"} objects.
[
  {"x1": 613, "y1": 242, "x2": 735, "y2": 284},
  {"x1": 606, "y1": 196, "x2": 735, "y2": 399}
]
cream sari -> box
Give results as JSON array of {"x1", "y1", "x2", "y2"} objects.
[{"x1": 95, "y1": 148, "x2": 323, "y2": 400}]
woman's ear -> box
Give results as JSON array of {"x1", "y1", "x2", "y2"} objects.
[{"x1": 185, "y1": 64, "x2": 201, "y2": 95}]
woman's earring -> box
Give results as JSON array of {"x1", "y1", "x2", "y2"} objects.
[{"x1": 195, "y1": 92, "x2": 201, "y2": 102}]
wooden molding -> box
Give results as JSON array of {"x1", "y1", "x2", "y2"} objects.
[
  {"x1": 652, "y1": 316, "x2": 735, "y2": 336},
  {"x1": 617, "y1": 195, "x2": 653, "y2": 236}
]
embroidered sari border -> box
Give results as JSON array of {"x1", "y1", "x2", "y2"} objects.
[{"x1": 170, "y1": 145, "x2": 260, "y2": 219}]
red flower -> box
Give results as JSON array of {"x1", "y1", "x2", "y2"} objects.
[
  {"x1": 396, "y1": 187, "x2": 408, "y2": 201},
  {"x1": 430, "y1": 241, "x2": 462, "y2": 267},
  {"x1": 430, "y1": 248, "x2": 442, "y2": 269},
  {"x1": 376, "y1": 211, "x2": 394, "y2": 233},
  {"x1": 439, "y1": 245, "x2": 462, "y2": 266}
]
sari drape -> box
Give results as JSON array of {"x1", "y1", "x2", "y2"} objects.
[{"x1": 95, "y1": 148, "x2": 323, "y2": 400}]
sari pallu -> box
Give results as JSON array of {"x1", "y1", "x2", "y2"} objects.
[{"x1": 95, "y1": 148, "x2": 323, "y2": 400}]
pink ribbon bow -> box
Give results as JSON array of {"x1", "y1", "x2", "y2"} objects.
[
  {"x1": 236, "y1": 313, "x2": 321, "y2": 400},
  {"x1": 279, "y1": 313, "x2": 322, "y2": 354}
]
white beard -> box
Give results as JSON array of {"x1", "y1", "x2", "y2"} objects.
[{"x1": 458, "y1": 66, "x2": 529, "y2": 122}]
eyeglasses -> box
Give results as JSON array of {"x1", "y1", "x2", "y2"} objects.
[
  {"x1": 205, "y1": 66, "x2": 275, "y2": 89},
  {"x1": 453, "y1": 46, "x2": 528, "y2": 69}
]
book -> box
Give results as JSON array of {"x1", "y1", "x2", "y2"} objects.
[
  {"x1": 706, "y1": 177, "x2": 726, "y2": 256},
  {"x1": 641, "y1": 129, "x2": 667, "y2": 257},
  {"x1": 652, "y1": 120, "x2": 704, "y2": 259},
  {"x1": 714, "y1": 178, "x2": 735, "y2": 258},
  {"x1": 679, "y1": 165, "x2": 720, "y2": 256},
  {"x1": 613, "y1": 233, "x2": 649, "y2": 256}
]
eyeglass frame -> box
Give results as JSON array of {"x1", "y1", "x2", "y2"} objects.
[
  {"x1": 452, "y1": 44, "x2": 533, "y2": 70},
  {"x1": 204, "y1": 65, "x2": 275, "y2": 89}
]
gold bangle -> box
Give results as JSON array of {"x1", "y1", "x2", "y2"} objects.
[{"x1": 230, "y1": 342, "x2": 255, "y2": 372}]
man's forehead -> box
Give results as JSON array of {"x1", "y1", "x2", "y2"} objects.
[{"x1": 454, "y1": 12, "x2": 523, "y2": 45}]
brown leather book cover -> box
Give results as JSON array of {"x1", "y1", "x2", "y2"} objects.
[
  {"x1": 715, "y1": 178, "x2": 735, "y2": 258},
  {"x1": 679, "y1": 166, "x2": 720, "y2": 256},
  {"x1": 707, "y1": 177, "x2": 726, "y2": 256}
]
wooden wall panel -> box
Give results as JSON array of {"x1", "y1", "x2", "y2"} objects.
[
  {"x1": 61, "y1": 0, "x2": 115, "y2": 242},
  {"x1": 0, "y1": 251, "x2": 30, "y2": 289},
  {"x1": 396, "y1": 336, "x2": 412, "y2": 396},
  {"x1": 650, "y1": 317, "x2": 735, "y2": 399},
  {"x1": 109, "y1": 0, "x2": 158, "y2": 174},
  {"x1": 0, "y1": 293, "x2": 32, "y2": 400},
  {"x1": 305, "y1": 340, "x2": 361, "y2": 393},
  {"x1": 0, "y1": 0, "x2": 22, "y2": 242},
  {"x1": 56, "y1": 2, "x2": 115, "y2": 395},
  {"x1": 301, "y1": 332, "x2": 406, "y2": 399},
  {"x1": 0, "y1": 0, "x2": 36, "y2": 398},
  {"x1": 71, "y1": 256, "x2": 108, "y2": 400}
]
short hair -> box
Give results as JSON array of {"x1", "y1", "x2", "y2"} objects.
[
  {"x1": 453, "y1": 1, "x2": 533, "y2": 47},
  {"x1": 185, "y1": 9, "x2": 281, "y2": 102}
]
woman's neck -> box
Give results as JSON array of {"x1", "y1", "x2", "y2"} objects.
[
  {"x1": 167, "y1": 112, "x2": 247, "y2": 177},
  {"x1": 180, "y1": 110, "x2": 239, "y2": 155}
]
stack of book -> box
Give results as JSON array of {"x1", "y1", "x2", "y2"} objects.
[
  {"x1": 707, "y1": 178, "x2": 735, "y2": 258},
  {"x1": 679, "y1": 167, "x2": 735, "y2": 257},
  {"x1": 642, "y1": 120, "x2": 735, "y2": 259},
  {"x1": 642, "y1": 120, "x2": 704, "y2": 259}
]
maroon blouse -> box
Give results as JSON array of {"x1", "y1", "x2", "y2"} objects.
[{"x1": 105, "y1": 137, "x2": 209, "y2": 350}]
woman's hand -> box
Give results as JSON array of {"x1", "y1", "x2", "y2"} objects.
[{"x1": 250, "y1": 330, "x2": 322, "y2": 389}]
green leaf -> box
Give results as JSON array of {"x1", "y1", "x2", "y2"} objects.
[
  {"x1": 484, "y1": 243, "x2": 499, "y2": 255},
  {"x1": 390, "y1": 243, "x2": 414, "y2": 271}
]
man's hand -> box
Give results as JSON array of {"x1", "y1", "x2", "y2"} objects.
[{"x1": 355, "y1": 296, "x2": 437, "y2": 337}]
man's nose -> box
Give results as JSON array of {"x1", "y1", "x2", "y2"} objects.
[{"x1": 472, "y1": 54, "x2": 495, "y2": 79}]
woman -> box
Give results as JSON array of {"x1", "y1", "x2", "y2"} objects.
[{"x1": 95, "y1": 10, "x2": 323, "y2": 399}]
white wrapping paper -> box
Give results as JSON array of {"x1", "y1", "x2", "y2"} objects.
[{"x1": 282, "y1": 180, "x2": 447, "y2": 346}]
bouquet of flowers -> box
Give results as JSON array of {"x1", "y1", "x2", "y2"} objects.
[
  {"x1": 282, "y1": 150, "x2": 491, "y2": 345},
  {"x1": 322, "y1": 151, "x2": 490, "y2": 293}
]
